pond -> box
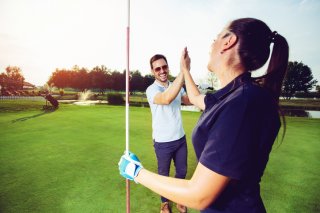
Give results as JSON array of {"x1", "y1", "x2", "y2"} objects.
[
  {"x1": 306, "y1": 110, "x2": 320, "y2": 118},
  {"x1": 283, "y1": 109, "x2": 320, "y2": 118}
]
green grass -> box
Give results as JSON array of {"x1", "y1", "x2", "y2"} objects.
[
  {"x1": 261, "y1": 117, "x2": 320, "y2": 212},
  {"x1": 0, "y1": 100, "x2": 319, "y2": 213}
]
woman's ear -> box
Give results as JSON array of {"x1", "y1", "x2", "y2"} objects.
[{"x1": 222, "y1": 34, "x2": 238, "y2": 51}]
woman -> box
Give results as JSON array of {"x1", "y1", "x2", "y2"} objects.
[{"x1": 119, "y1": 17, "x2": 289, "y2": 213}]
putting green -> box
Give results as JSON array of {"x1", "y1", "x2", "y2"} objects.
[{"x1": 0, "y1": 100, "x2": 319, "y2": 212}]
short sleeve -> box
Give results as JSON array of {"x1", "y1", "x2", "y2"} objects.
[
  {"x1": 199, "y1": 95, "x2": 257, "y2": 180},
  {"x1": 204, "y1": 93, "x2": 219, "y2": 110},
  {"x1": 180, "y1": 86, "x2": 186, "y2": 97},
  {"x1": 146, "y1": 85, "x2": 161, "y2": 105}
]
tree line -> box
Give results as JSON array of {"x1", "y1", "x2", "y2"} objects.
[
  {"x1": 0, "y1": 61, "x2": 318, "y2": 99},
  {"x1": 46, "y1": 65, "x2": 176, "y2": 94}
]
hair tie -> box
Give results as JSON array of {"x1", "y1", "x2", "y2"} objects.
[{"x1": 269, "y1": 31, "x2": 278, "y2": 43}]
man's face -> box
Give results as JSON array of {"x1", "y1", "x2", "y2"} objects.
[{"x1": 151, "y1": 58, "x2": 169, "y2": 83}]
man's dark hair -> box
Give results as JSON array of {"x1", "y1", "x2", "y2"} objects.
[{"x1": 149, "y1": 54, "x2": 168, "y2": 69}]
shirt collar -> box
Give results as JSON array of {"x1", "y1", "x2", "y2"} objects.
[
  {"x1": 154, "y1": 80, "x2": 171, "y2": 88},
  {"x1": 213, "y1": 72, "x2": 252, "y2": 100}
]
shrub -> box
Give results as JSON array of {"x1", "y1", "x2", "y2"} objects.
[
  {"x1": 295, "y1": 91, "x2": 320, "y2": 99},
  {"x1": 107, "y1": 93, "x2": 125, "y2": 105},
  {"x1": 92, "y1": 94, "x2": 98, "y2": 100},
  {"x1": 59, "y1": 89, "x2": 64, "y2": 96}
]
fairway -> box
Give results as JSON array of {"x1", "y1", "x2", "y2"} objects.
[{"x1": 0, "y1": 100, "x2": 319, "y2": 213}]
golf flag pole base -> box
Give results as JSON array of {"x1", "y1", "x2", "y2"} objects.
[{"x1": 126, "y1": 179, "x2": 130, "y2": 213}]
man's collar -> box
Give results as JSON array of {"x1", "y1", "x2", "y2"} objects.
[{"x1": 154, "y1": 80, "x2": 170, "y2": 88}]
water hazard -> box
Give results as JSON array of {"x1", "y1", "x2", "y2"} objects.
[{"x1": 283, "y1": 109, "x2": 320, "y2": 118}]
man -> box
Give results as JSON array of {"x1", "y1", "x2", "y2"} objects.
[{"x1": 146, "y1": 54, "x2": 190, "y2": 213}]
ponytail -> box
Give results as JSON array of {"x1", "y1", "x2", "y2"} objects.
[
  {"x1": 255, "y1": 32, "x2": 289, "y2": 142},
  {"x1": 260, "y1": 32, "x2": 289, "y2": 103}
]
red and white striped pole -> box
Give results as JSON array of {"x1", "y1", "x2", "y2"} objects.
[{"x1": 125, "y1": 0, "x2": 131, "y2": 212}]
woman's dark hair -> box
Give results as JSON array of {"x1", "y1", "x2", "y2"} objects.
[
  {"x1": 229, "y1": 18, "x2": 289, "y2": 101},
  {"x1": 229, "y1": 18, "x2": 289, "y2": 141},
  {"x1": 150, "y1": 54, "x2": 168, "y2": 69}
]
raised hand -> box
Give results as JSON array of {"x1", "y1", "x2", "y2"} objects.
[{"x1": 180, "y1": 47, "x2": 191, "y2": 72}]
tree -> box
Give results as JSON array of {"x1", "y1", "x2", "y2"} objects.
[
  {"x1": 167, "y1": 73, "x2": 175, "y2": 82},
  {"x1": 73, "y1": 67, "x2": 89, "y2": 91},
  {"x1": 111, "y1": 71, "x2": 125, "y2": 91},
  {"x1": 144, "y1": 74, "x2": 155, "y2": 90},
  {"x1": 130, "y1": 70, "x2": 145, "y2": 92},
  {"x1": 90, "y1": 65, "x2": 112, "y2": 94},
  {"x1": 282, "y1": 61, "x2": 318, "y2": 99},
  {"x1": 48, "y1": 66, "x2": 91, "y2": 91},
  {"x1": 47, "y1": 69, "x2": 71, "y2": 89},
  {"x1": 206, "y1": 72, "x2": 219, "y2": 90},
  {"x1": 0, "y1": 66, "x2": 25, "y2": 91},
  {"x1": 0, "y1": 73, "x2": 6, "y2": 95},
  {"x1": 0, "y1": 73, "x2": 6, "y2": 89}
]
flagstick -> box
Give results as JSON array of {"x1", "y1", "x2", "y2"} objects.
[{"x1": 125, "y1": 0, "x2": 131, "y2": 213}]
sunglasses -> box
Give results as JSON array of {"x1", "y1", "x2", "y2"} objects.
[{"x1": 154, "y1": 65, "x2": 168, "y2": 72}]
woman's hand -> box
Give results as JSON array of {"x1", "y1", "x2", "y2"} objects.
[
  {"x1": 181, "y1": 47, "x2": 191, "y2": 73},
  {"x1": 118, "y1": 151, "x2": 143, "y2": 183},
  {"x1": 179, "y1": 47, "x2": 206, "y2": 110}
]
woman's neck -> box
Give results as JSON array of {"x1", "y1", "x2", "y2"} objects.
[
  {"x1": 216, "y1": 68, "x2": 245, "y2": 88},
  {"x1": 215, "y1": 50, "x2": 245, "y2": 87}
]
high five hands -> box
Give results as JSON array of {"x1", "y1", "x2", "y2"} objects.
[{"x1": 181, "y1": 47, "x2": 191, "y2": 72}]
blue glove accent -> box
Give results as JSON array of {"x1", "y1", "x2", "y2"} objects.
[{"x1": 118, "y1": 151, "x2": 143, "y2": 183}]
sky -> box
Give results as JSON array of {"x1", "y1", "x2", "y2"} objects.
[{"x1": 0, "y1": 0, "x2": 319, "y2": 87}]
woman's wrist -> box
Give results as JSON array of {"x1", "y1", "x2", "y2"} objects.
[{"x1": 134, "y1": 168, "x2": 145, "y2": 183}]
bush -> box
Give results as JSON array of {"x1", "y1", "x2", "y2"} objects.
[
  {"x1": 59, "y1": 89, "x2": 64, "y2": 96},
  {"x1": 107, "y1": 93, "x2": 125, "y2": 105},
  {"x1": 295, "y1": 91, "x2": 320, "y2": 99}
]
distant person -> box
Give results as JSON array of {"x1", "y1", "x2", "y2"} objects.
[
  {"x1": 145, "y1": 54, "x2": 191, "y2": 213},
  {"x1": 119, "y1": 17, "x2": 289, "y2": 213}
]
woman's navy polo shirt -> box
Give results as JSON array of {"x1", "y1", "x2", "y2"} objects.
[{"x1": 192, "y1": 73, "x2": 280, "y2": 213}]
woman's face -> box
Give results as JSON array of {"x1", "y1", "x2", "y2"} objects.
[{"x1": 207, "y1": 27, "x2": 232, "y2": 73}]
